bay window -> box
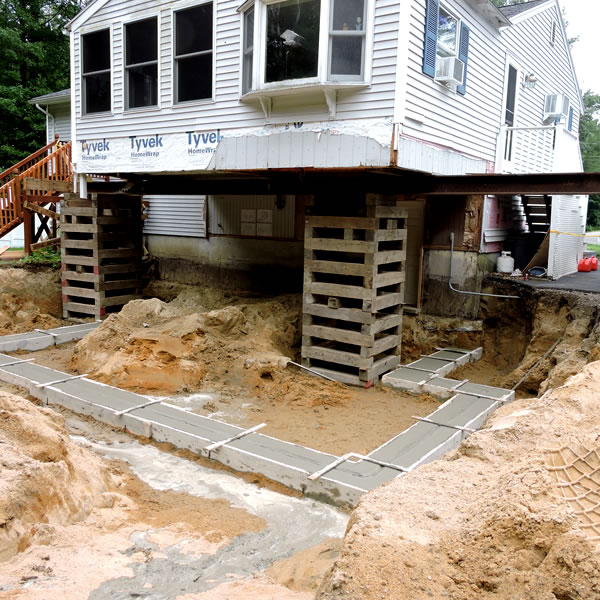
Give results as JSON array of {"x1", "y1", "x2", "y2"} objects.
[
  {"x1": 241, "y1": 0, "x2": 370, "y2": 94},
  {"x1": 125, "y1": 17, "x2": 158, "y2": 109}
]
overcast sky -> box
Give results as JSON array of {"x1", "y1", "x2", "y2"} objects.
[{"x1": 559, "y1": 0, "x2": 599, "y2": 95}]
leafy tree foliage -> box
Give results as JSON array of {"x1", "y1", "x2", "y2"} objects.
[
  {"x1": 579, "y1": 92, "x2": 600, "y2": 229},
  {"x1": 0, "y1": 1, "x2": 84, "y2": 171}
]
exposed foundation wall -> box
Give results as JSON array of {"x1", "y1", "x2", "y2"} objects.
[
  {"x1": 421, "y1": 250, "x2": 497, "y2": 319},
  {"x1": 146, "y1": 235, "x2": 303, "y2": 293}
]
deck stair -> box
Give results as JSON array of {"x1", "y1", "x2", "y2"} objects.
[
  {"x1": 521, "y1": 194, "x2": 552, "y2": 234},
  {"x1": 0, "y1": 137, "x2": 72, "y2": 251}
]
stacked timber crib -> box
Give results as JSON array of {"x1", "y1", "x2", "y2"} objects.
[
  {"x1": 61, "y1": 192, "x2": 143, "y2": 319},
  {"x1": 302, "y1": 195, "x2": 407, "y2": 386}
]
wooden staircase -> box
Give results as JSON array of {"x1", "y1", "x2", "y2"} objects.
[{"x1": 0, "y1": 137, "x2": 72, "y2": 252}]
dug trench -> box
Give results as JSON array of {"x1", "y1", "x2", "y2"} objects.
[{"x1": 1, "y1": 266, "x2": 600, "y2": 598}]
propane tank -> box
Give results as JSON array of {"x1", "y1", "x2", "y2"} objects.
[{"x1": 497, "y1": 251, "x2": 515, "y2": 274}]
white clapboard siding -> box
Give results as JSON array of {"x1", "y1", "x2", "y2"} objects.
[
  {"x1": 208, "y1": 195, "x2": 296, "y2": 239},
  {"x1": 500, "y1": 4, "x2": 581, "y2": 133},
  {"x1": 73, "y1": 0, "x2": 399, "y2": 144},
  {"x1": 144, "y1": 195, "x2": 207, "y2": 238},
  {"x1": 401, "y1": 0, "x2": 506, "y2": 164},
  {"x1": 548, "y1": 195, "x2": 585, "y2": 280},
  {"x1": 50, "y1": 105, "x2": 72, "y2": 142}
]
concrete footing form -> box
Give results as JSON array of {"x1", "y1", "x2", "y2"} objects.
[
  {"x1": 0, "y1": 322, "x2": 101, "y2": 353},
  {"x1": 0, "y1": 326, "x2": 513, "y2": 508}
]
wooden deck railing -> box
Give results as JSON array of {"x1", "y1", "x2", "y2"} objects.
[
  {"x1": 0, "y1": 141, "x2": 72, "y2": 238},
  {"x1": 0, "y1": 136, "x2": 62, "y2": 187}
]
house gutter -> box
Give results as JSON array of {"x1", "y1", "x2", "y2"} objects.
[{"x1": 34, "y1": 104, "x2": 54, "y2": 143}]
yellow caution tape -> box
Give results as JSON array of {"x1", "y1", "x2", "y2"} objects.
[{"x1": 549, "y1": 230, "x2": 598, "y2": 238}]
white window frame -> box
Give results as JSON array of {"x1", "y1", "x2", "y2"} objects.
[
  {"x1": 172, "y1": 0, "x2": 215, "y2": 105},
  {"x1": 436, "y1": 5, "x2": 460, "y2": 60},
  {"x1": 123, "y1": 14, "x2": 161, "y2": 111},
  {"x1": 239, "y1": 0, "x2": 374, "y2": 95},
  {"x1": 80, "y1": 26, "x2": 113, "y2": 117},
  {"x1": 502, "y1": 59, "x2": 521, "y2": 128}
]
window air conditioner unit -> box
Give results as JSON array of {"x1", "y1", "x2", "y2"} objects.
[
  {"x1": 434, "y1": 56, "x2": 465, "y2": 88},
  {"x1": 544, "y1": 93, "x2": 569, "y2": 122}
]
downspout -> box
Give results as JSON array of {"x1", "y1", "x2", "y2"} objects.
[
  {"x1": 448, "y1": 233, "x2": 520, "y2": 300},
  {"x1": 35, "y1": 104, "x2": 55, "y2": 144}
]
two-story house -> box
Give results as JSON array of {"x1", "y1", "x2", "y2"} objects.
[{"x1": 24, "y1": 0, "x2": 593, "y2": 384}]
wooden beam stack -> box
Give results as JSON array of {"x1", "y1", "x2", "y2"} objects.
[
  {"x1": 61, "y1": 192, "x2": 143, "y2": 319},
  {"x1": 302, "y1": 195, "x2": 407, "y2": 386}
]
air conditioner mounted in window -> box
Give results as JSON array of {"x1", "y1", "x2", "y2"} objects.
[
  {"x1": 544, "y1": 93, "x2": 570, "y2": 122},
  {"x1": 434, "y1": 56, "x2": 465, "y2": 88}
]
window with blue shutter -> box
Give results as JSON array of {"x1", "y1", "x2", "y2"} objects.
[
  {"x1": 422, "y1": 0, "x2": 439, "y2": 77},
  {"x1": 568, "y1": 107, "x2": 574, "y2": 131},
  {"x1": 456, "y1": 23, "x2": 470, "y2": 95}
]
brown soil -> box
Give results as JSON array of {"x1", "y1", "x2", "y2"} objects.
[
  {"x1": 317, "y1": 363, "x2": 600, "y2": 600},
  {"x1": 0, "y1": 268, "x2": 64, "y2": 334},
  {"x1": 5, "y1": 273, "x2": 600, "y2": 599}
]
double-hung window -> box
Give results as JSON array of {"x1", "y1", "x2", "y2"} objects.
[
  {"x1": 82, "y1": 29, "x2": 111, "y2": 114},
  {"x1": 329, "y1": 0, "x2": 367, "y2": 80},
  {"x1": 125, "y1": 17, "x2": 158, "y2": 109},
  {"x1": 422, "y1": 0, "x2": 470, "y2": 95},
  {"x1": 241, "y1": 0, "x2": 369, "y2": 94},
  {"x1": 174, "y1": 3, "x2": 214, "y2": 103}
]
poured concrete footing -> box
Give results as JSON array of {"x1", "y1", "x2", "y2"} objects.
[
  {"x1": 0, "y1": 340, "x2": 512, "y2": 508},
  {"x1": 0, "y1": 322, "x2": 100, "y2": 352}
]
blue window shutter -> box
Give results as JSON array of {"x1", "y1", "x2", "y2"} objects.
[
  {"x1": 422, "y1": 0, "x2": 439, "y2": 77},
  {"x1": 457, "y1": 22, "x2": 470, "y2": 96},
  {"x1": 568, "y1": 106, "x2": 574, "y2": 131}
]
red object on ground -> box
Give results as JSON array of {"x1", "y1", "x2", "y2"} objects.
[
  {"x1": 591, "y1": 257, "x2": 598, "y2": 271},
  {"x1": 578, "y1": 258, "x2": 591, "y2": 272}
]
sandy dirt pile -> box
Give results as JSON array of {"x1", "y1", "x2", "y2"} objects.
[
  {"x1": 71, "y1": 285, "x2": 301, "y2": 393},
  {"x1": 0, "y1": 391, "x2": 112, "y2": 562},
  {"x1": 0, "y1": 268, "x2": 62, "y2": 334},
  {"x1": 317, "y1": 362, "x2": 600, "y2": 600}
]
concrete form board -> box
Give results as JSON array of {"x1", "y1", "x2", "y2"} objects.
[
  {"x1": 0, "y1": 340, "x2": 511, "y2": 508},
  {"x1": 0, "y1": 322, "x2": 100, "y2": 352}
]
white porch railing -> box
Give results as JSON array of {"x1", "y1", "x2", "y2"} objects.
[
  {"x1": 496, "y1": 125, "x2": 556, "y2": 174},
  {"x1": 496, "y1": 124, "x2": 583, "y2": 175}
]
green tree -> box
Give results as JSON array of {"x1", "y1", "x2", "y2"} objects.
[
  {"x1": 579, "y1": 92, "x2": 600, "y2": 229},
  {"x1": 0, "y1": 1, "x2": 84, "y2": 171}
]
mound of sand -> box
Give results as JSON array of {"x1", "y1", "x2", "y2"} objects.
[
  {"x1": 0, "y1": 268, "x2": 62, "y2": 334},
  {"x1": 71, "y1": 287, "x2": 301, "y2": 393},
  {"x1": 0, "y1": 392, "x2": 113, "y2": 561},
  {"x1": 317, "y1": 362, "x2": 600, "y2": 599}
]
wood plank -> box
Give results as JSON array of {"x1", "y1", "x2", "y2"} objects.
[
  {"x1": 300, "y1": 362, "x2": 362, "y2": 386},
  {"x1": 305, "y1": 282, "x2": 371, "y2": 300},
  {"x1": 62, "y1": 239, "x2": 95, "y2": 250},
  {"x1": 363, "y1": 313, "x2": 403, "y2": 335},
  {"x1": 306, "y1": 216, "x2": 376, "y2": 230},
  {"x1": 373, "y1": 292, "x2": 404, "y2": 311},
  {"x1": 375, "y1": 272, "x2": 406, "y2": 288},
  {"x1": 359, "y1": 355, "x2": 401, "y2": 382},
  {"x1": 61, "y1": 207, "x2": 99, "y2": 217},
  {"x1": 303, "y1": 325, "x2": 372, "y2": 347},
  {"x1": 370, "y1": 334, "x2": 401, "y2": 356},
  {"x1": 30, "y1": 237, "x2": 60, "y2": 252},
  {"x1": 24, "y1": 177, "x2": 71, "y2": 193},
  {"x1": 61, "y1": 271, "x2": 97, "y2": 283},
  {"x1": 62, "y1": 302, "x2": 97, "y2": 314},
  {"x1": 375, "y1": 206, "x2": 408, "y2": 219},
  {"x1": 301, "y1": 346, "x2": 370, "y2": 369},
  {"x1": 62, "y1": 286, "x2": 97, "y2": 299},
  {"x1": 60, "y1": 253, "x2": 96, "y2": 266},
  {"x1": 98, "y1": 279, "x2": 140, "y2": 292},
  {"x1": 23, "y1": 201, "x2": 59, "y2": 220},
  {"x1": 60, "y1": 223, "x2": 97, "y2": 233},
  {"x1": 305, "y1": 260, "x2": 370, "y2": 277},
  {"x1": 98, "y1": 248, "x2": 140, "y2": 259},
  {"x1": 375, "y1": 230, "x2": 407, "y2": 242},
  {"x1": 373, "y1": 250, "x2": 407, "y2": 266},
  {"x1": 304, "y1": 238, "x2": 375, "y2": 253},
  {"x1": 303, "y1": 302, "x2": 373, "y2": 324}
]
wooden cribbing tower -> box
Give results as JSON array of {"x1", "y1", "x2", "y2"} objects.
[
  {"x1": 302, "y1": 194, "x2": 407, "y2": 386},
  {"x1": 61, "y1": 192, "x2": 143, "y2": 319}
]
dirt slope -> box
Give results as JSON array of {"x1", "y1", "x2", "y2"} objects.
[
  {"x1": 71, "y1": 287, "x2": 301, "y2": 394},
  {"x1": 317, "y1": 362, "x2": 600, "y2": 600},
  {"x1": 0, "y1": 391, "x2": 112, "y2": 561},
  {"x1": 0, "y1": 268, "x2": 62, "y2": 334}
]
